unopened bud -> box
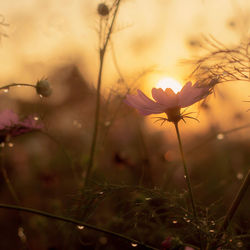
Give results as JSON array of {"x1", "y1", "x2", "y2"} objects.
[
  {"x1": 97, "y1": 3, "x2": 109, "y2": 16},
  {"x1": 36, "y1": 79, "x2": 52, "y2": 97}
]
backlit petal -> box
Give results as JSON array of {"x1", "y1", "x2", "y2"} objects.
[
  {"x1": 178, "y1": 82, "x2": 210, "y2": 107},
  {"x1": 125, "y1": 90, "x2": 167, "y2": 115},
  {"x1": 152, "y1": 88, "x2": 178, "y2": 108}
]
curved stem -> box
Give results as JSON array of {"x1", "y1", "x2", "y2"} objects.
[
  {"x1": 219, "y1": 169, "x2": 250, "y2": 232},
  {"x1": 85, "y1": 0, "x2": 121, "y2": 186},
  {"x1": 0, "y1": 203, "x2": 158, "y2": 250},
  {"x1": 174, "y1": 122, "x2": 197, "y2": 218},
  {"x1": 0, "y1": 83, "x2": 36, "y2": 91}
]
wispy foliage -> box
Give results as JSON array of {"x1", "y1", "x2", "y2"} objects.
[{"x1": 186, "y1": 36, "x2": 250, "y2": 88}]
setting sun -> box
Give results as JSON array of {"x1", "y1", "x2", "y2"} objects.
[{"x1": 156, "y1": 77, "x2": 182, "y2": 93}]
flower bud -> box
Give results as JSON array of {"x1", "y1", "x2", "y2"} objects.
[
  {"x1": 36, "y1": 79, "x2": 52, "y2": 97},
  {"x1": 97, "y1": 3, "x2": 109, "y2": 16}
]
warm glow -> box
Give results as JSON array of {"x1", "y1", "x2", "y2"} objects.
[{"x1": 156, "y1": 77, "x2": 182, "y2": 93}]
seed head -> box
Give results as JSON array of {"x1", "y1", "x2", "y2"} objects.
[
  {"x1": 97, "y1": 3, "x2": 109, "y2": 16},
  {"x1": 36, "y1": 79, "x2": 52, "y2": 97}
]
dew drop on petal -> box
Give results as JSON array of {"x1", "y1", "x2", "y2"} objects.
[
  {"x1": 217, "y1": 133, "x2": 224, "y2": 140},
  {"x1": 77, "y1": 225, "x2": 84, "y2": 230},
  {"x1": 34, "y1": 116, "x2": 39, "y2": 121},
  {"x1": 172, "y1": 220, "x2": 178, "y2": 224},
  {"x1": 131, "y1": 243, "x2": 138, "y2": 247}
]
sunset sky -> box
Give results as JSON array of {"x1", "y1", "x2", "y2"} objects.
[{"x1": 0, "y1": 0, "x2": 250, "y2": 136}]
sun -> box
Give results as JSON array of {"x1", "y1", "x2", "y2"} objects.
[{"x1": 156, "y1": 77, "x2": 182, "y2": 93}]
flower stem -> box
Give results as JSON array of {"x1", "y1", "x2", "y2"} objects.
[
  {"x1": 0, "y1": 203, "x2": 158, "y2": 250},
  {"x1": 219, "y1": 169, "x2": 250, "y2": 232},
  {"x1": 0, "y1": 83, "x2": 36, "y2": 91},
  {"x1": 174, "y1": 122, "x2": 197, "y2": 218},
  {"x1": 84, "y1": 0, "x2": 121, "y2": 186}
]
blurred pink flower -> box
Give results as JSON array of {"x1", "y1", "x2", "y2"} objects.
[
  {"x1": 161, "y1": 236, "x2": 172, "y2": 249},
  {"x1": 0, "y1": 110, "x2": 43, "y2": 142},
  {"x1": 125, "y1": 81, "x2": 210, "y2": 123}
]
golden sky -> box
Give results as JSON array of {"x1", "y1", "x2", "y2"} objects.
[{"x1": 0, "y1": 0, "x2": 250, "y2": 136}]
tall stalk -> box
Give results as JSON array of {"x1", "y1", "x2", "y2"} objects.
[
  {"x1": 85, "y1": 0, "x2": 121, "y2": 186},
  {"x1": 174, "y1": 122, "x2": 197, "y2": 218}
]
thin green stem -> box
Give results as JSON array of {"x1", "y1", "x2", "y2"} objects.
[
  {"x1": 206, "y1": 169, "x2": 250, "y2": 250},
  {"x1": 219, "y1": 169, "x2": 250, "y2": 232},
  {"x1": 0, "y1": 203, "x2": 158, "y2": 250},
  {"x1": 85, "y1": 0, "x2": 121, "y2": 186},
  {"x1": 0, "y1": 83, "x2": 36, "y2": 91},
  {"x1": 1, "y1": 166, "x2": 20, "y2": 204},
  {"x1": 174, "y1": 122, "x2": 197, "y2": 218},
  {"x1": 0, "y1": 151, "x2": 20, "y2": 204}
]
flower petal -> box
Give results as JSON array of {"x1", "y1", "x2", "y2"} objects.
[
  {"x1": 0, "y1": 110, "x2": 19, "y2": 129},
  {"x1": 125, "y1": 90, "x2": 167, "y2": 115},
  {"x1": 178, "y1": 81, "x2": 210, "y2": 107},
  {"x1": 151, "y1": 88, "x2": 178, "y2": 108}
]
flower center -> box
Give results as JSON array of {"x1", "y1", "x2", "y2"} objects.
[{"x1": 165, "y1": 107, "x2": 181, "y2": 123}]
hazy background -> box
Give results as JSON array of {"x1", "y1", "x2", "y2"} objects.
[{"x1": 0, "y1": 0, "x2": 250, "y2": 137}]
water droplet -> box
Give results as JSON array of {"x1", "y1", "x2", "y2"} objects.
[
  {"x1": 236, "y1": 241, "x2": 243, "y2": 247},
  {"x1": 186, "y1": 219, "x2": 191, "y2": 223},
  {"x1": 131, "y1": 243, "x2": 138, "y2": 247},
  {"x1": 77, "y1": 225, "x2": 84, "y2": 230},
  {"x1": 209, "y1": 229, "x2": 215, "y2": 233},
  {"x1": 99, "y1": 191, "x2": 104, "y2": 195},
  {"x1": 3, "y1": 88, "x2": 9, "y2": 93},
  {"x1": 217, "y1": 133, "x2": 224, "y2": 140},
  {"x1": 18, "y1": 227, "x2": 26, "y2": 242},
  {"x1": 39, "y1": 94, "x2": 43, "y2": 98},
  {"x1": 145, "y1": 197, "x2": 151, "y2": 201},
  {"x1": 99, "y1": 236, "x2": 108, "y2": 245},
  {"x1": 0, "y1": 142, "x2": 5, "y2": 148},
  {"x1": 184, "y1": 175, "x2": 187, "y2": 179},
  {"x1": 34, "y1": 116, "x2": 39, "y2": 121},
  {"x1": 197, "y1": 225, "x2": 200, "y2": 229},
  {"x1": 17, "y1": 85, "x2": 21, "y2": 88},
  {"x1": 236, "y1": 173, "x2": 243, "y2": 180},
  {"x1": 211, "y1": 220, "x2": 215, "y2": 225},
  {"x1": 73, "y1": 120, "x2": 82, "y2": 128},
  {"x1": 229, "y1": 238, "x2": 233, "y2": 243},
  {"x1": 104, "y1": 121, "x2": 111, "y2": 127},
  {"x1": 172, "y1": 220, "x2": 178, "y2": 224},
  {"x1": 8, "y1": 142, "x2": 14, "y2": 148}
]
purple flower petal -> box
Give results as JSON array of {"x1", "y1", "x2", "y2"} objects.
[
  {"x1": 152, "y1": 88, "x2": 178, "y2": 108},
  {"x1": 178, "y1": 82, "x2": 210, "y2": 108},
  {"x1": 0, "y1": 110, "x2": 19, "y2": 129},
  {"x1": 125, "y1": 90, "x2": 166, "y2": 115}
]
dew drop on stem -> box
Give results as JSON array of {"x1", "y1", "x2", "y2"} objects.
[
  {"x1": 131, "y1": 243, "x2": 138, "y2": 247},
  {"x1": 217, "y1": 133, "x2": 224, "y2": 140}
]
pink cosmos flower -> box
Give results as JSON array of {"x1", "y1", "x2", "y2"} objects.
[
  {"x1": 125, "y1": 81, "x2": 210, "y2": 123},
  {"x1": 0, "y1": 110, "x2": 43, "y2": 142}
]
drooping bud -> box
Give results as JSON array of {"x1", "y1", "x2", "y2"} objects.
[
  {"x1": 97, "y1": 3, "x2": 109, "y2": 16},
  {"x1": 36, "y1": 79, "x2": 52, "y2": 97}
]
